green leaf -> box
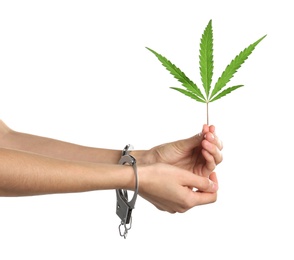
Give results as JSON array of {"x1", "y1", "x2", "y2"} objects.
[
  {"x1": 210, "y1": 34, "x2": 267, "y2": 100},
  {"x1": 199, "y1": 19, "x2": 214, "y2": 99},
  {"x1": 146, "y1": 47, "x2": 205, "y2": 101},
  {"x1": 209, "y1": 85, "x2": 243, "y2": 102},
  {"x1": 146, "y1": 20, "x2": 266, "y2": 125},
  {"x1": 170, "y1": 87, "x2": 206, "y2": 103}
]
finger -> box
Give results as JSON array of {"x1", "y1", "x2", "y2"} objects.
[
  {"x1": 213, "y1": 134, "x2": 223, "y2": 151},
  {"x1": 145, "y1": 186, "x2": 216, "y2": 213},
  {"x1": 182, "y1": 124, "x2": 211, "y2": 149},
  {"x1": 186, "y1": 173, "x2": 218, "y2": 193},
  {"x1": 208, "y1": 125, "x2": 223, "y2": 150},
  {"x1": 195, "y1": 124, "x2": 210, "y2": 142},
  {"x1": 202, "y1": 124, "x2": 210, "y2": 135},
  {"x1": 205, "y1": 131, "x2": 223, "y2": 150},
  {"x1": 192, "y1": 189, "x2": 218, "y2": 206},
  {"x1": 209, "y1": 172, "x2": 218, "y2": 184},
  {"x1": 179, "y1": 124, "x2": 211, "y2": 152},
  {"x1": 176, "y1": 132, "x2": 204, "y2": 152},
  {"x1": 209, "y1": 125, "x2": 215, "y2": 133},
  {"x1": 202, "y1": 137, "x2": 223, "y2": 165},
  {"x1": 201, "y1": 149, "x2": 216, "y2": 176},
  {"x1": 188, "y1": 172, "x2": 219, "y2": 206}
]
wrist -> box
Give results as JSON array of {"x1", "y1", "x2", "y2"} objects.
[{"x1": 130, "y1": 150, "x2": 155, "y2": 165}]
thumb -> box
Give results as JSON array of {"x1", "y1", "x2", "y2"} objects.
[
  {"x1": 174, "y1": 125, "x2": 209, "y2": 151},
  {"x1": 188, "y1": 124, "x2": 210, "y2": 146}
]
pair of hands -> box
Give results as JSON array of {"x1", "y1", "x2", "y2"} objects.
[{"x1": 138, "y1": 125, "x2": 223, "y2": 213}]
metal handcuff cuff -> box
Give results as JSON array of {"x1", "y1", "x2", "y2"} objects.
[{"x1": 116, "y1": 144, "x2": 139, "y2": 239}]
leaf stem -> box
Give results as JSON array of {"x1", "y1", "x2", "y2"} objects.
[{"x1": 206, "y1": 102, "x2": 209, "y2": 125}]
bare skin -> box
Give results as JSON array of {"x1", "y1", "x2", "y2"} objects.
[{"x1": 0, "y1": 120, "x2": 223, "y2": 213}]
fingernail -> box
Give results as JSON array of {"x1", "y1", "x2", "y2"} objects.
[{"x1": 210, "y1": 180, "x2": 218, "y2": 191}]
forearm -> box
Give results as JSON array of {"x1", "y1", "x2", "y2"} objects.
[
  {"x1": 0, "y1": 120, "x2": 150, "y2": 164},
  {"x1": 0, "y1": 148, "x2": 135, "y2": 196},
  {"x1": 0, "y1": 130, "x2": 120, "y2": 164}
]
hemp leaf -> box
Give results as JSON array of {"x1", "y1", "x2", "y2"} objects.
[{"x1": 146, "y1": 20, "x2": 266, "y2": 124}]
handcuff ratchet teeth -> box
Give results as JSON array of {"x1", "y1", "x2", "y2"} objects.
[{"x1": 116, "y1": 144, "x2": 139, "y2": 239}]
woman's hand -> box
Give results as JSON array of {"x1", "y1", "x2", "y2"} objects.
[
  {"x1": 138, "y1": 163, "x2": 218, "y2": 213},
  {"x1": 145, "y1": 125, "x2": 223, "y2": 177}
]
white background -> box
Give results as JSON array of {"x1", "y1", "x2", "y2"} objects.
[{"x1": 0, "y1": 0, "x2": 293, "y2": 259}]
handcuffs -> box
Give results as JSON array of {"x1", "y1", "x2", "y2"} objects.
[{"x1": 116, "y1": 144, "x2": 139, "y2": 239}]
